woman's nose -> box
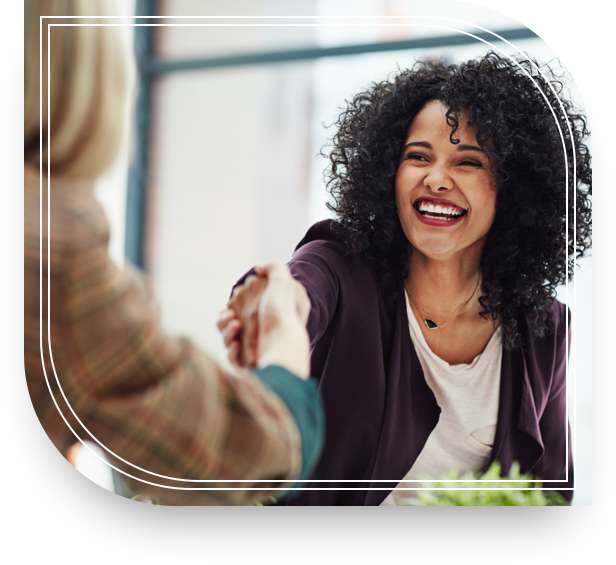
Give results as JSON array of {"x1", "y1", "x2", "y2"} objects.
[{"x1": 423, "y1": 165, "x2": 453, "y2": 192}]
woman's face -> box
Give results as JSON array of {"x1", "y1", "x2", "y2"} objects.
[{"x1": 395, "y1": 100, "x2": 497, "y2": 261}]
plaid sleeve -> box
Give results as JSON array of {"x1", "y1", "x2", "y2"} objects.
[{"x1": 25, "y1": 174, "x2": 305, "y2": 505}]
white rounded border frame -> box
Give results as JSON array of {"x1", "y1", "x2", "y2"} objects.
[{"x1": 38, "y1": 3, "x2": 585, "y2": 498}]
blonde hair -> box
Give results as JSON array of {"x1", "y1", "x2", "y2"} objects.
[{"x1": 24, "y1": 0, "x2": 132, "y2": 179}]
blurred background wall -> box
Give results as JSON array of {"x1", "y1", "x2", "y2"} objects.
[{"x1": 87, "y1": 0, "x2": 591, "y2": 505}]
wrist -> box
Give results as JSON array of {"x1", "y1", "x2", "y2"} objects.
[{"x1": 257, "y1": 322, "x2": 310, "y2": 380}]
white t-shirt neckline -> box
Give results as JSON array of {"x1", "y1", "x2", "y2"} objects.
[{"x1": 406, "y1": 293, "x2": 503, "y2": 373}]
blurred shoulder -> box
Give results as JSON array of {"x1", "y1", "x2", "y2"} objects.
[{"x1": 24, "y1": 165, "x2": 111, "y2": 257}]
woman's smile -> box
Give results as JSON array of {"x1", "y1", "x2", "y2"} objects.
[
  {"x1": 395, "y1": 100, "x2": 497, "y2": 259},
  {"x1": 413, "y1": 196, "x2": 467, "y2": 225}
]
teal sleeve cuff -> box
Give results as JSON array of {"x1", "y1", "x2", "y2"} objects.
[{"x1": 252, "y1": 366, "x2": 324, "y2": 497}]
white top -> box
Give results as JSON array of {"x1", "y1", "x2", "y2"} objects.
[{"x1": 381, "y1": 292, "x2": 503, "y2": 506}]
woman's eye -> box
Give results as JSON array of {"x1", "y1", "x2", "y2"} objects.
[
  {"x1": 407, "y1": 153, "x2": 427, "y2": 162},
  {"x1": 459, "y1": 159, "x2": 482, "y2": 167}
]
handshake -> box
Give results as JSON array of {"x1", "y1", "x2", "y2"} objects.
[{"x1": 217, "y1": 260, "x2": 312, "y2": 380}]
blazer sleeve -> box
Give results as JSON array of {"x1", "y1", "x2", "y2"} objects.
[
  {"x1": 532, "y1": 305, "x2": 574, "y2": 503},
  {"x1": 29, "y1": 181, "x2": 313, "y2": 506},
  {"x1": 288, "y1": 241, "x2": 342, "y2": 345}
]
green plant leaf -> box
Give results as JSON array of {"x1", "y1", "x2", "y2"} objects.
[{"x1": 399, "y1": 462, "x2": 568, "y2": 506}]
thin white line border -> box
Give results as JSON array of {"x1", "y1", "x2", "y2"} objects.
[{"x1": 38, "y1": 15, "x2": 577, "y2": 493}]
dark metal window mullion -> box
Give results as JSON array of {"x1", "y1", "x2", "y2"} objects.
[
  {"x1": 124, "y1": 0, "x2": 155, "y2": 268},
  {"x1": 147, "y1": 27, "x2": 538, "y2": 75}
]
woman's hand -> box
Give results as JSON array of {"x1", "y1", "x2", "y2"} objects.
[
  {"x1": 219, "y1": 274, "x2": 267, "y2": 368},
  {"x1": 217, "y1": 260, "x2": 311, "y2": 379},
  {"x1": 217, "y1": 307, "x2": 243, "y2": 366},
  {"x1": 254, "y1": 260, "x2": 311, "y2": 378}
]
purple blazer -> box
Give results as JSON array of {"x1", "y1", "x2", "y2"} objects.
[{"x1": 241, "y1": 220, "x2": 573, "y2": 505}]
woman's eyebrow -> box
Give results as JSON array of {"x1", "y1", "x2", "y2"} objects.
[
  {"x1": 403, "y1": 141, "x2": 431, "y2": 150},
  {"x1": 402, "y1": 141, "x2": 485, "y2": 154},
  {"x1": 457, "y1": 144, "x2": 485, "y2": 153}
]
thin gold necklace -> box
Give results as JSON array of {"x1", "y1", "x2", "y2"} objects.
[{"x1": 404, "y1": 272, "x2": 481, "y2": 330}]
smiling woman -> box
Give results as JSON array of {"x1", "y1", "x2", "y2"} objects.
[
  {"x1": 222, "y1": 51, "x2": 592, "y2": 506},
  {"x1": 396, "y1": 100, "x2": 499, "y2": 365}
]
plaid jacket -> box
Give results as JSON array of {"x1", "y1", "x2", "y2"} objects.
[{"x1": 24, "y1": 165, "x2": 302, "y2": 505}]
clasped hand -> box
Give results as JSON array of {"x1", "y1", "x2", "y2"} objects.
[{"x1": 217, "y1": 260, "x2": 311, "y2": 380}]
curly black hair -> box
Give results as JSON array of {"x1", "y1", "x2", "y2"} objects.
[{"x1": 325, "y1": 51, "x2": 592, "y2": 348}]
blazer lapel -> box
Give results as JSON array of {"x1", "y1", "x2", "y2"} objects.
[{"x1": 490, "y1": 339, "x2": 545, "y2": 475}]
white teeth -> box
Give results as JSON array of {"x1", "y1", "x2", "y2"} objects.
[
  {"x1": 423, "y1": 213, "x2": 456, "y2": 221},
  {"x1": 417, "y1": 201, "x2": 464, "y2": 217}
]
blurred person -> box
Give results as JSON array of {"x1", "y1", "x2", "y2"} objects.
[
  {"x1": 222, "y1": 53, "x2": 591, "y2": 505},
  {"x1": 24, "y1": 0, "x2": 323, "y2": 506}
]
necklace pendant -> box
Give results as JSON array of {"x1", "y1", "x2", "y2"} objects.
[{"x1": 424, "y1": 318, "x2": 438, "y2": 330}]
